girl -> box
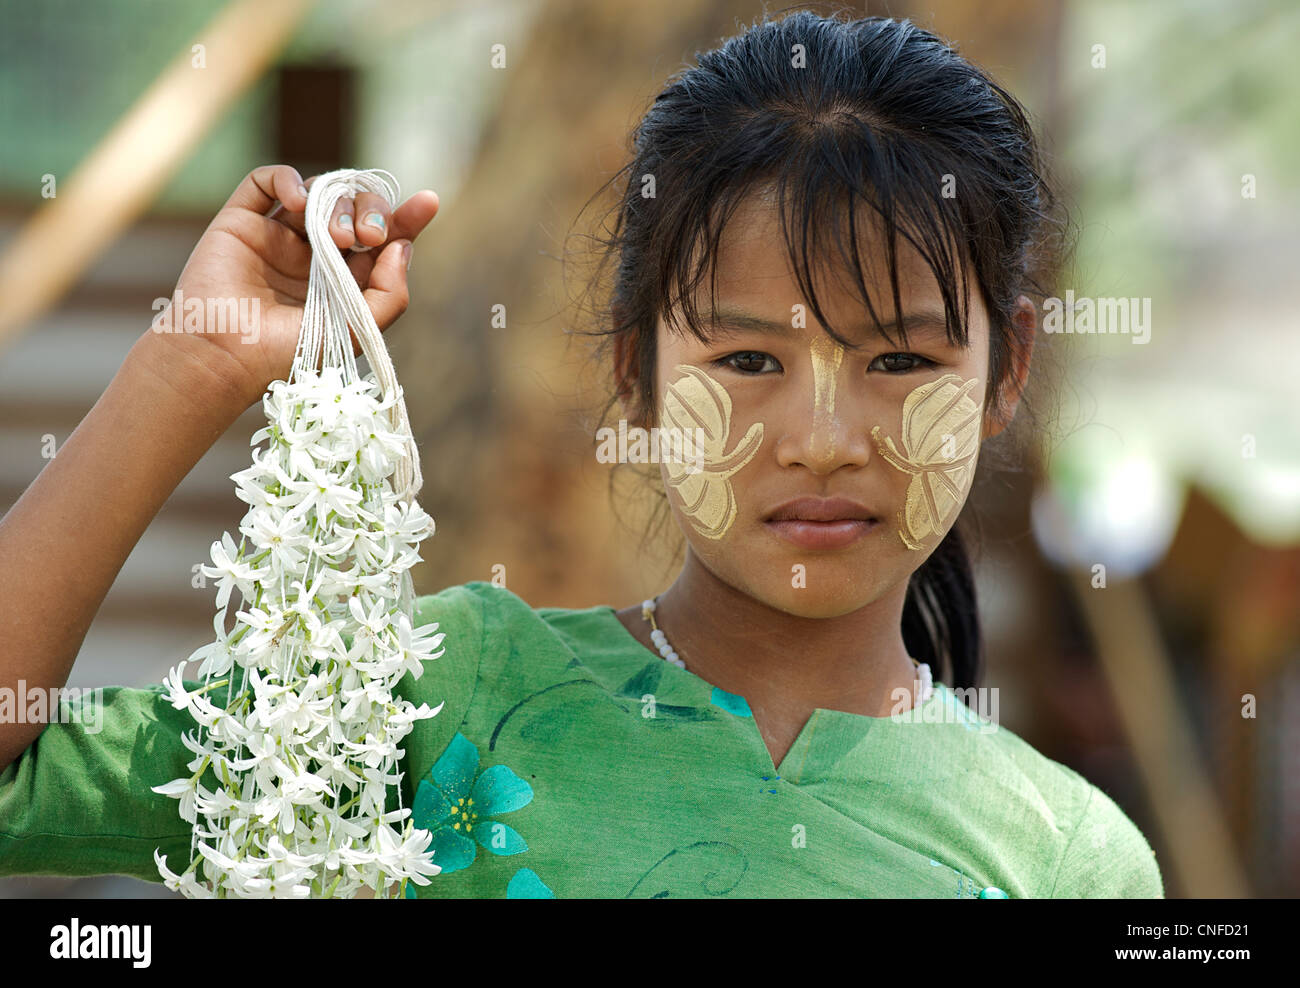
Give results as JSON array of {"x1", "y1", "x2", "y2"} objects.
[{"x1": 0, "y1": 11, "x2": 1162, "y2": 898}]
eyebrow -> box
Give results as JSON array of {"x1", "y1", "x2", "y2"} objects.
[{"x1": 707, "y1": 305, "x2": 954, "y2": 343}]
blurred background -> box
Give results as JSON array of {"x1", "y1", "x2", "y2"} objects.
[{"x1": 0, "y1": 0, "x2": 1296, "y2": 898}]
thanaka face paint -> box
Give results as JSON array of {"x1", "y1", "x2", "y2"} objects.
[
  {"x1": 809, "y1": 335, "x2": 846, "y2": 457},
  {"x1": 660, "y1": 364, "x2": 764, "y2": 539},
  {"x1": 870, "y1": 373, "x2": 982, "y2": 550}
]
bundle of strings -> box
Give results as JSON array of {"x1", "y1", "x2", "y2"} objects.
[
  {"x1": 151, "y1": 168, "x2": 447, "y2": 899},
  {"x1": 293, "y1": 168, "x2": 422, "y2": 519}
]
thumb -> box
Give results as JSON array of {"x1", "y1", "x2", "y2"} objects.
[{"x1": 361, "y1": 240, "x2": 413, "y2": 333}]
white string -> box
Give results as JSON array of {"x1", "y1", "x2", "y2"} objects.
[{"x1": 292, "y1": 168, "x2": 423, "y2": 508}]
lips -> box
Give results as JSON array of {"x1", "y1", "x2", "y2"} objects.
[
  {"x1": 765, "y1": 496, "x2": 880, "y2": 523},
  {"x1": 763, "y1": 497, "x2": 883, "y2": 549}
]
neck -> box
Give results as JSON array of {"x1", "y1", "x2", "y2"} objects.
[{"x1": 653, "y1": 549, "x2": 921, "y2": 719}]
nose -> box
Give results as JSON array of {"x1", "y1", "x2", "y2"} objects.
[{"x1": 775, "y1": 337, "x2": 872, "y2": 474}]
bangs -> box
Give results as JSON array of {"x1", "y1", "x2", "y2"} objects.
[{"x1": 655, "y1": 117, "x2": 976, "y2": 354}]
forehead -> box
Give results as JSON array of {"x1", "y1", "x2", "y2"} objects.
[
  {"x1": 720, "y1": 194, "x2": 950, "y2": 306},
  {"x1": 676, "y1": 191, "x2": 985, "y2": 348}
]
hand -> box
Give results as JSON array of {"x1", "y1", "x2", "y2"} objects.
[{"x1": 149, "y1": 164, "x2": 439, "y2": 409}]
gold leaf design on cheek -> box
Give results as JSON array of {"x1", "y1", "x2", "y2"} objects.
[
  {"x1": 869, "y1": 374, "x2": 981, "y2": 550},
  {"x1": 660, "y1": 364, "x2": 765, "y2": 540}
]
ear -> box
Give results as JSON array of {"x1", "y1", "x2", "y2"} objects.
[
  {"x1": 611, "y1": 318, "x2": 650, "y2": 429},
  {"x1": 983, "y1": 295, "x2": 1036, "y2": 439}
]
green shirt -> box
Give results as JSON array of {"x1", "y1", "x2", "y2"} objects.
[{"x1": 0, "y1": 580, "x2": 1163, "y2": 898}]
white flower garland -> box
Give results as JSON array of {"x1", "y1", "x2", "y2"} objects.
[{"x1": 152, "y1": 169, "x2": 443, "y2": 898}]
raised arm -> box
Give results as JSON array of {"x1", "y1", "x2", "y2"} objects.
[
  {"x1": 0, "y1": 331, "x2": 247, "y2": 770},
  {"x1": 0, "y1": 163, "x2": 437, "y2": 772}
]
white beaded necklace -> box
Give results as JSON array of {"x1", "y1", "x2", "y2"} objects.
[{"x1": 640, "y1": 595, "x2": 934, "y2": 707}]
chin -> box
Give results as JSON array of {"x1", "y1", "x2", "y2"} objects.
[
  {"x1": 732, "y1": 563, "x2": 892, "y2": 620},
  {"x1": 777, "y1": 590, "x2": 884, "y2": 620}
]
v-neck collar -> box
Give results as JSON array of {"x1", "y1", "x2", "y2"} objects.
[
  {"x1": 526, "y1": 596, "x2": 1010, "y2": 898},
  {"x1": 557, "y1": 603, "x2": 954, "y2": 779}
]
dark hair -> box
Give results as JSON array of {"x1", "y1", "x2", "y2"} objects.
[{"x1": 570, "y1": 9, "x2": 1070, "y2": 692}]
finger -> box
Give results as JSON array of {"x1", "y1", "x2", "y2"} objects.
[
  {"x1": 262, "y1": 177, "x2": 434, "y2": 268},
  {"x1": 266, "y1": 175, "x2": 360, "y2": 252},
  {"x1": 345, "y1": 246, "x2": 376, "y2": 287},
  {"x1": 266, "y1": 203, "x2": 306, "y2": 238},
  {"x1": 360, "y1": 241, "x2": 412, "y2": 332},
  {"x1": 265, "y1": 174, "x2": 319, "y2": 238},
  {"x1": 225, "y1": 164, "x2": 307, "y2": 216},
  {"x1": 343, "y1": 193, "x2": 432, "y2": 285},
  {"x1": 329, "y1": 196, "x2": 358, "y2": 251},
  {"x1": 343, "y1": 189, "x2": 436, "y2": 268},
  {"x1": 351, "y1": 192, "x2": 392, "y2": 249},
  {"x1": 386, "y1": 190, "x2": 439, "y2": 245}
]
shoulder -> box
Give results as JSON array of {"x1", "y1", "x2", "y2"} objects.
[
  {"x1": 415, "y1": 580, "x2": 625, "y2": 657},
  {"x1": 920, "y1": 683, "x2": 1163, "y2": 898},
  {"x1": 1008, "y1": 740, "x2": 1162, "y2": 898},
  {"x1": 1040, "y1": 754, "x2": 1164, "y2": 894},
  {"x1": 398, "y1": 582, "x2": 636, "y2": 807},
  {"x1": 413, "y1": 580, "x2": 496, "y2": 631},
  {"x1": 409, "y1": 580, "x2": 632, "y2": 704},
  {"x1": 413, "y1": 580, "x2": 553, "y2": 630},
  {"x1": 411, "y1": 580, "x2": 539, "y2": 660},
  {"x1": 1046, "y1": 774, "x2": 1164, "y2": 898}
]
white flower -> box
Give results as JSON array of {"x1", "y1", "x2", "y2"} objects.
[
  {"x1": 358, "y1": 419, "x2": 411, "y2": 483},
  {"x1": 194, "y1": 783, "x2": 245, "y2": 819},
  {"x1": 251, "y1": 789, "x2": 300, "y2": 836},
  {"x1": 348, "y1": 593, "x2": 391, "y2": 644},
  {"x1": 286, "y1": 569, "x2": 328, "y2": 623},
  {"x1": 196, "y1": 841, "x2": 271, "y2": 897},
  {"x1": 312, "y1": 375, "x2": 383, "y2": 430},
  {"x1": 234, "y1": 604, "x2": 294, "y2": 658},
  {"x1": 202, "y1": 532, "x2": 269, "y2": 609},
  {"x1": 381, "y1": 823, "x2": 441, "y2": 886},
  {"x1": 154, "y1": 850, "x2": 212, "y2": 898},
  {"x1": 227, "y1": 727, "x2": 281, "y2": 773},
  {"x1": 295, "y1": 606, "x2": 347, "y2": 664},
  {"x1": 277, "y1": 460, "x2": 364, "y2": 525},
  {"x1": 241, "y1": 876, "x2": 313, "y2": 899},
  {"x1": 385, "y1": 499, "x2": 436, "y2": 543},
  {"x1": 396, "y1": 612, "x2": 446, "y2": 667},
  {"x1": 326, "y1": 562, "x2": 401, "y2": 598},
  {"x1": 153, "y1": 360, "x2": 441, "y2": 898},
  {"x1": 248, "y1": 668, "x2": 334, "y2": 736},
  {"x1": 270, "y1": 393, "x2": 325, "y2": 450},
  {"x1": 161, "y1": 662, "x2": 230, "y2": 732},
  {"x1": 338, "y1": 676, "x2": 391, "y2": 723},
  {"x1": 152, "y1": 775, "x2": 200, "y2": 824},
  {"x1": 385, "y1": 701, "x2": 442, "y2": 732},
  {"x1": 338, "y1": 731, "x2": 396, "y2": 770},
  {"x1": 264, "y1": 833, "x2": 319, "y2": 876},
  {"x1": 240, "y1": 508, "x2": 311, "y2": 573},
  {"x1": 186, "y1": 608, "x2": 240, "y2": 680},
  {"x1": 312, "y1": 527, "x2": 359, "y2": 563}
]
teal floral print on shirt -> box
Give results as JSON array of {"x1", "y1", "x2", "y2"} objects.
[
  {"x1": 507, "y1": 867, "x2": 554, "y2": 898},
  {"x1": 710, "y1": 686, "x2": 752, "y2": 717},
  {"x1": 411, "y1": 731, "x2": 534, "y2": 876}
]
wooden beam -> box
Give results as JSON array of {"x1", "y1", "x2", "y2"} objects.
[
  {"x1": 0, "y1": 0, "x2": 317, "y2": 346},
  {"x1": 1067, "y1": 568, "x2": 1248, "y2": 896}
]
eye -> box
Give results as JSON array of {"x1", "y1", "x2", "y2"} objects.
[
  {"x1": 714, "y1": 350, "x2": 782, "y2": 374},
  {"x1": 869, "y1": 352, "x2": 934, "y2": 373}
]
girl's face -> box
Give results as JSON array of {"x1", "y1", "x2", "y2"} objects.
[{"x1": 648, "y1": 195, "x2": 1020, "y2": 618}]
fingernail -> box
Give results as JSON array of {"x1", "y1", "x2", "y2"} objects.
[
  {"x1": 402, "y1": 242, "x2": 413, "y2": 270},
  {"x1": 297, "y1": 183, "x2": 308, "y2": 199},
  {"x1": 338, "y1": 213, "x2": 353, "y2": 229},
  {"x1": 363, "y1": 212, "x2": 386, "y2": 232}
]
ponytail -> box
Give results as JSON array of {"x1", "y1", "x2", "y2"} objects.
[{"x1": 901, "y1": 526, "x2": 982, "y2": 691}]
